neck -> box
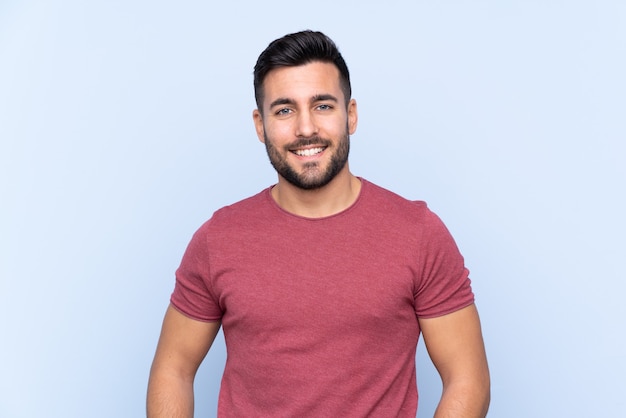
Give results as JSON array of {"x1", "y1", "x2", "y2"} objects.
[{"x1": 271, "y1": 166, "x2": 361, "y2": 218}]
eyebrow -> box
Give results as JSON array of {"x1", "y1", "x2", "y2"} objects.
[
  {"x1": 269, "y1": 97, "x2": 296, "y2": 109},
  {"x1": 269, "y1": 94, "x2": 339, "y2": 109},
  {"x1": 311, "y1": 94, "x2": 339, "y2": 103}
]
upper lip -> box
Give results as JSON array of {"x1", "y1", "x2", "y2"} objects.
[
  {"x1": 291, "y1": 146, "x2": 326, "y2": 156},
  {"x1": 290, "y1": 145, "x2": 326, "y2": 151},
  {"x1": 288, "y1": 138, "x2": 329, "y2": 151}
]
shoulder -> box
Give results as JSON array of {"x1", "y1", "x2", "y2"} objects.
[
  {"x1": 358, "y1": 179, "x2": 456, "y2": 248},
  {"x1": 360, "y1": 179, "x2": 437, "y2": 224},
  {"x1": 211, "y1": 187, "x2": 272, "y2": 222},
  {"x1": 191, "y1": 187, "x2": 274, "y2": 238}
]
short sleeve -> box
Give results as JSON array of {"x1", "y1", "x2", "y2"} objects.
[
  {"x1": 413, "y1": 207, "x2": 474, "y2": 318},
  {"x1": 170, "y1": 221, "x2": 223, "y2": 322}
]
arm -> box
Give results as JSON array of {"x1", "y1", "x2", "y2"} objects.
[
  {"x1": 419, "y1": 304, "x2": 490, "y2": 418},
  {"x1": 147, "y1": 304, "x2": 221, "y2": 418}
]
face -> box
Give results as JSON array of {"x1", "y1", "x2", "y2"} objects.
[{"x1": 253, "y1": 61, "x2": 358, "y2": 190}]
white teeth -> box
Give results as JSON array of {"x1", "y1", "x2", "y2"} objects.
[{"x1": 294, "y1": 147, "x2": 324, "y2": 157}]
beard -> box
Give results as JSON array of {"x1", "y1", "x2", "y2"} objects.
[{"x1": 264, "y1": 130, "x2": 350, "y2": 190}]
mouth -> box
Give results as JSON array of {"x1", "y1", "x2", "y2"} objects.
[{"x1": 291, "y1": 146, "x2": 327, "y2": 157}]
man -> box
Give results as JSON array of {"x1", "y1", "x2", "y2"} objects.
[{"x1": 147, "y1": 30, "x2": 490, "y2": 417}]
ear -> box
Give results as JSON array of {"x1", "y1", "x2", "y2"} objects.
[
  {"x1": 347, "y1": 99, "x2": 358, "y2": 135},
  {"x1": 252, "y1": 109, "x2": 265, "y2": 143}
]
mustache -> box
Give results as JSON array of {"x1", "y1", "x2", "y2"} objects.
[{"x1": 287, "y1": 136, "x2": 332, "y2": 149}]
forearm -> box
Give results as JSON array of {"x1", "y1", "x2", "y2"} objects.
[
  {"x1": 433, "y1": 380, "x2": 490, "y2": 418},
  {"x1": 146, "y1": 370, "x2": 195, "y2": 418}
]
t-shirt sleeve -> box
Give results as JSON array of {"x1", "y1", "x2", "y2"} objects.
[
  {"x1": 413, "y1": 205, "x2": 475, "y2": 318},
  {"x1": 170, "y1": 221, "x2": 223, "y2": 322}
]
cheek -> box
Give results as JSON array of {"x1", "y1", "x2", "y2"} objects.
[
  {"x1": 324, "y1": 117, "x2": 350, "y2": 136},
  {"x1": 265, "y1": 121, "x2": 294, "y2": 141}
]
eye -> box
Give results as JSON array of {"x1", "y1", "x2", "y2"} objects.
[
  {"x1": 275, "y1": 107, "x2": 292, "y2": 116},
  {"x1": 316, "y1": 104, "x2": 333, "y2": 111}
]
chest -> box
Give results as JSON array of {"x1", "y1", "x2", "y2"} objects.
[{"x1": 208, "y1": 223, "x2": 420, "y2": 336}]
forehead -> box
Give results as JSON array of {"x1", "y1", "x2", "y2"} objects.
[{"x1": 261, "y1": 62, "x2": 343, "y2": 105}]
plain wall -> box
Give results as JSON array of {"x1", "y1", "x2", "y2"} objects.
[{"x1": 1, "y1": 1, "x2": 624, "y2": 416}]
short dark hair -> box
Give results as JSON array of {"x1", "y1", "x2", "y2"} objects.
[{"x1": 253, "y1": 30, "x2": 352, "y2": 111}]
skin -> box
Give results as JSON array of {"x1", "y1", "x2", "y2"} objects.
[
  {"x1": 253, "y1": 61, "x2": 360, "y2": 218},
  {"x1": 147, "y1": 306, "x2": 220, "y2": 417},
  {"x1": 420, "y1": 304, "x2": 491, "y2": 417},
  {"x1": 147, "y1": 60, "x2": 490, "y2": 417}
]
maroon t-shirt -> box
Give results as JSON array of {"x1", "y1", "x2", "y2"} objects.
[{"x1": 172, "y1": 179, "x2": 474, "y2": 417}]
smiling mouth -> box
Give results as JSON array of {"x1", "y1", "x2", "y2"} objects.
[{"x1": 291, "y1": 147, "x2": 326, "y2": 157}]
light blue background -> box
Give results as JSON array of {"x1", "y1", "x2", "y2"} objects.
[{"x1": 1, "y1": 1, "x2": 624, "y2": 417}]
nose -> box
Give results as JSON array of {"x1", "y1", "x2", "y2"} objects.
[{"x1": 295, "y1": 110, "x2": 318, "y2": 138}]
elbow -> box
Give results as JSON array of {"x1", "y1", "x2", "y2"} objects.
[
  {"x1": 479, "y1": 379, "x2": 491, "y2": 417},
  {"x1": 440, "y1": 371, "x2": 491, "y2": 417},
  {"x1": 472, "y1": 364, "x2": 491, "y2": 416},
  {"x1": 474, "y1": 369, "x2": 491, "y2": 417}
]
